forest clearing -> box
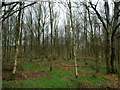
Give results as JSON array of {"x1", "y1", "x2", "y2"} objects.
[{"x1": 1, "y1": 0, "x2": 120, "y2": 89}]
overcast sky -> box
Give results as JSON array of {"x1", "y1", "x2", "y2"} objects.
[{"x1": 3, "y1": 0, "x2": 116, "y2": 31}]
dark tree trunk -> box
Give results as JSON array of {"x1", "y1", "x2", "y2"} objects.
[{"x1": 105, "y1": 33, "x2": 111, "y2": 73}]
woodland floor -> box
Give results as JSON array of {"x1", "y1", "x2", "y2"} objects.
[{"x1": 2, "y1": 58, "x2": 120, "y2": 88}]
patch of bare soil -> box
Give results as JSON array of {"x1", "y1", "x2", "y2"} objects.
[
  {"x1": 2, "y1": 68, "x2": 13, "y2": 80},
  {"x1": 2, "y1": 68, "x2": 51, "y2": 81},
  {"x1": 107, "y1": 75, "x2": 119, "y2": 88},
  {"x1": 77, "y1": 82, "x2": 95, "y2": 88},
  {"x1": 95, "y1": 73, "x2": 119, "y2": 88},
  {"x1": 55, "y1": 63, "x2": 82, "y2": 71},
  {"x1": 16, "y1": 70, "x2": 51, "y2": 80}
]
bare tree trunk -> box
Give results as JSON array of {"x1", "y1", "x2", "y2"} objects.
[
  {"x1": 89, "y1": 1, "x2": 112, "y2": 74},
  {"x1": 83, "y1": 3, "x2": 88, "y2": 65},
  {"x1": 42, "y1": 24, "x2": 45, "y2": 58},
  {"x1": 23, "y1": 31, "x2": 26, "y2": 57},
  {"x1": 19, "y1": 3, "x2": 24, "y2": 58},
  {"x1": 110, "y1": 1, "x2": 120, "y2": 73},
  {"x1": 2, "y1": 6, "x2": 7, "y2": 62},
  {"x1": 13, "y1": 2, "x2": 22, "y2": 76},
  {"x1": 49, "y1": 2, "x2": 53, "y2": 57},
  {"x1": 68, "y1": 0, "x2": 78, "y2": 78},
  {"x1": 37, "y1": 12, "x2": 41, "y2": 59},
  {"x1": 105, "y1": 32, "x2": 111, "y2": 73},
  {"x1": 94, "y1": 19, "x2": 99, "y2": 72},
  {"x1": 29, "y1": 8, "x2": 33, "y2": 62},
  {"x1": 49, "y1": 2, "x2": 53, "y2": 71}
]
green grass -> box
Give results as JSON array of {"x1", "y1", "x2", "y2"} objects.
[
  {"x1": 80, "y1": 75, "x2": 108, "y2": 87},
  {"x1": 22, "y1": 61, "x2": 73, "y2": 76},
  {"x1": 2, "y1": 59, "x2": 111, "y2": 88},
  {"x1": 2, "y1": 74, "x2": 109, "y2": 88},
  {"x1": 22, "y1": 61, "x2": 49, "y2": 72},
  {"x1": 83, "y1": 67, "x2": 96, "y2": 72},
  {"x1": 3, "y1": 76, "x2": 80, "y2": 88},
  {"x1": 48, "y1": 67, "x2": 73, "y2": 76},
  {"x1": 78, "y1": 61, "x2": 85, "y2": 66},
  {"x1": 78, "y1": 60, "x2": 107, "y2": 73}
]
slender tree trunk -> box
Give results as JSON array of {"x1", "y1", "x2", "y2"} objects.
[
  {"x1": 94, "y1": 21, "x2": 99, "y2": 72},
  {"x1": 84, "y1": 3, "x2": 88, "y2": 65},
  {"x1": 37, "y1": 18, "x2": 41, "y2": 58},
  {"x1": 42, "y1": 24, "x2": 45, "y2": 58},
  {"x1": 23, "y1": 31, "x2": 26, "y2": 57},
  {"x1": 30, "y1": 30, "x2": 33, "y2": 61},
  {"x1": 49, "y1": 2, "x2": 53, "y2": 71},
  {"x1": 19, "y1": 3, "x2": 24, "y2": 58},
  {"x1": 2, "y1": 6, "x2": 7, "y2": 62},
  {"x1": 49, "y1": 2, "x2": 53, "y2": 58},
  {"x1": 13, "y1": 2, "x2": 22, "y2": 75},
  {"x1": 69, "y1": 0, "x2": 78, "y2": 78}
]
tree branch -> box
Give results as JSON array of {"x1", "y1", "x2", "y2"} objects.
[
  {"x1": 111, "y1": 22, "x2": 120, "y2": 39},
  {"x1": 1, "y1": 2, "x2": 37, "y2": 22},
  {"x1": 2, "y1": 2, "x2": 19, "y2": 7},
  {"x1": 89, "y1": 2, "x2": 107, "y2": 32},
  {"x1": 2, "y1": 3, "x2": 18, "y2": 20}
]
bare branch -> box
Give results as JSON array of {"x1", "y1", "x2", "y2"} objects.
[
  {"x1": 1, "y1": 2, "x2": 37, "y2": 22},
  {"x1": 89, "y1": 2, "x2": 107, "y2": 32}
]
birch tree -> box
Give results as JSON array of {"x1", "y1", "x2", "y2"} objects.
[
  {"x1": 12, "y1": 2, "x2": 22, "y2": 76},
  {"x1": 68, "y1": 0, "x2": 78, "y2": 78}
]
